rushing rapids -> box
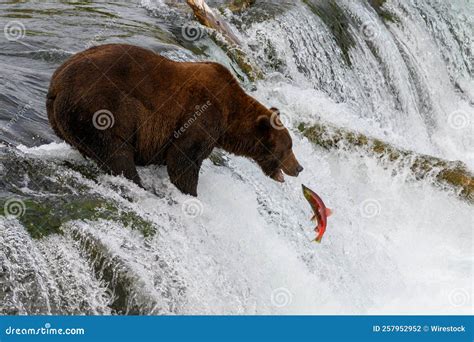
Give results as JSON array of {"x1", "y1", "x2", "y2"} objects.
[{"x1": 0, "y1": 0, "x2": 472, "y2": 314}]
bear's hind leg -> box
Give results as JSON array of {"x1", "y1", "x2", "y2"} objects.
[{"x1": 100, "y1": 148, "x2": 143, "y2": 188}]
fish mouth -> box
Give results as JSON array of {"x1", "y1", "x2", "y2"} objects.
[{"x1": 271, "y1": 169, "x2": 285, "y2": 183}]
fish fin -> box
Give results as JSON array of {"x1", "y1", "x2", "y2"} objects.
[
  {"x1": 325, "y1": 208, "x2": 333, "y2": 217},
  {"x1": 315, "y1": 235, "x2": 323, "y2": 243},
  {"x1": 310, "y1": 214, "x2": 317, "y2": 222}
]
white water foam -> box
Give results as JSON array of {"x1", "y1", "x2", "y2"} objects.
[{"x1": 2, "y1": 0, "x2": 472, "y2": 314}]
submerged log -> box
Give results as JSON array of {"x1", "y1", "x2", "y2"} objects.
[
  {"x1": 298, "y1": 122, "x2": 474, "y2": 204},
  {"x1": 185, "y1": 0, "x2": 263, "y2": 81},
  {"x1": 186, "y1": 0, "x2": 240, "y2": 45}
]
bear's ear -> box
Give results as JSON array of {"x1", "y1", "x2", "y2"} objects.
[
  {"x1": 270, "y1": 107, "x2": 280, "y2": 116},
  {"x1": 256, "y1": 115, "x2": 272, "y2": 134}
]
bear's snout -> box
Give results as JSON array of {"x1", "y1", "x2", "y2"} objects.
[{"x1": 281, "y1": 152, "x2": 303, "y2": 177}]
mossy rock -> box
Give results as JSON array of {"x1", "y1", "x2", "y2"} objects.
[
  {"x1": 368, "y1": 0, "x2": 398, "y2": 23},
  {"x1": 226, "y1": 0, "x2": 255, "y2": 12},
  {"x1": 0, "y1": 152, "x2": 88, "y2": 195},
  {"x1": 209, "y1": 149, "x2": 228, "y2": 166},
  {"x1": 299, "y1": 122, "x2": 474, "y2": 204},
  {"x1": 0, "y1": 196, "x2": 156, "y2": 239}
]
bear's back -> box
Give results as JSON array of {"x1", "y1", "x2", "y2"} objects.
[{"x1": 49, "y1": 44, "x2": 174, "y2": 100}]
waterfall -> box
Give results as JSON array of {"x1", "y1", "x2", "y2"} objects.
[
  {"x1": 0, "y1": 0, "x2": 472, "y2": 315},
  {"x1": 240, "y1": 0, "x2": 472, "y2": 163}
]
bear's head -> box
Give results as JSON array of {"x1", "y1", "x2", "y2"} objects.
[{"x1": 254, "y1": 108, "x2": 303, "y2": 182}]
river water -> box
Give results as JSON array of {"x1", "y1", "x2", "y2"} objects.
[{"x1": 0, "y1": 0, "x2": 472, "y2": 314}]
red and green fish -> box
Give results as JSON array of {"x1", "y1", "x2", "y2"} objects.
[{"x1": 302, "y1": 184, "x2": 332, "y2": 243}]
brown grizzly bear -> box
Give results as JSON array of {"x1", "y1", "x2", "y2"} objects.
[{"x1": 47, "y1": 44, "x2": 303, "y2": 196}]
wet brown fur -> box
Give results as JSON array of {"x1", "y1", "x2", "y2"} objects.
[{"x1": 47, "y1": 44, "x2": 302, "y2": 196}]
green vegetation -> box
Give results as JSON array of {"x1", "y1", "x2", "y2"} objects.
[
  {"x1": 209, "y1": 150, "x2": 228, "y2": 166},
  {"x1": 0, "y1": 150, "x2": 156, "y2": 240},
  {"x1": 0, "y1": 196, "x2": 156, "y2": 239},
  {"x1": 227, "y1": 0, "x2": 256, "y2": 12},
  {"x1": 220, "y1": 41, "x2": 264, "y2": 81},
  {"x1": 368, "y1": 0, "x2": 397, "y2": 23},
  {"x1": 1, "y1": 13, "x2": 32, "y2": 19}
]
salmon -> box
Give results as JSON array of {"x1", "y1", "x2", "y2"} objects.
[{"x1": 302, "y1": 184, "x2": 332, "y2": 243}]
